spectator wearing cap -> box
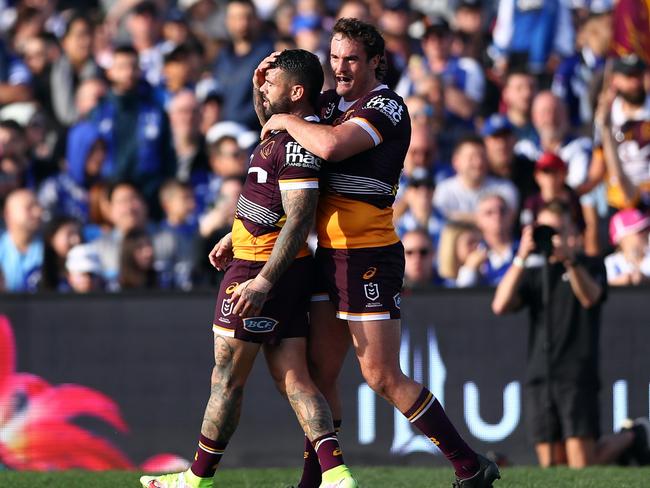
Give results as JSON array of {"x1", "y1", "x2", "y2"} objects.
[
  {"x1": 126, "y1": 1, "x2": 166, "y2": 87},
  {"x1": 521, "y1": 152, "x2": 585, "y2": 232},
  {"x1": 605, "y1": 208, "x2": 650, "y2": 285},
  {"x1": 0, "y1": 188, "x2": 43, "y2": 292},
  {"x1": 402, "y1": 227, "x2": 439, "y2": 290},
  {"x1": 395, "y1": 166, "x2": 445, "y2": 248},
  {"x1": 433, "y1": 135, "x2": 519, "y2": 222},
  {"x1": 420, "y1": 15, "x2": 486, "y2": 121},
  {"x1": 552, "y1": 1, "x2": 611, "y2": 127},
  {"x1": 213, "y1": 0, "x2": 274, "y2": 129},
  {"x1": 490, "y1": 0, "x2": 575, "y2": 75},
  {"x1": 194, "y1": 131, "x2": 248, "y2": 216},
  {"x1": 161, "y1": 8, "x2": 192, "y2": 51},
  {"x1": 528, "y1": 91, "x2": 602, "y2": 254},
  {"x1": 50, "y1": 14, "x2": 100, "y2": 127},
  {"x1": 65, "y1": 243, "x2": 104, "y2": 293},
  {"x1": 90, "y1": 45, "x2": 176, "y2": 218},
  {"x1": 592, "y1": 54, "x2": 650, "y2": 211},
  {"x1": 482, "y1": 113, "x2": 537, "y2": 210},
  {"x1": 292, "y1": 14, "x2": 326, "y2": 64}
]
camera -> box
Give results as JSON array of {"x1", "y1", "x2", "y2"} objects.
[{"x1": 533, "y1": 225, "x2": 557, "y2": 255}]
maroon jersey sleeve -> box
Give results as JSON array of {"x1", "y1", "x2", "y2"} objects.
[
  {"x1": 277, "y1": 137, "x2": 322, "y2": 191},
  {"x1": 345, "y1": 90, "x2": 408, "y2": 146}
]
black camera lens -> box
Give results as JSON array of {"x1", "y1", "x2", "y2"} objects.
[{"x1": 533, "y1": 225, "x2": 557, "y2": 255}]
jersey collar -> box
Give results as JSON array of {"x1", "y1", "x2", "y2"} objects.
[{"x1": 337, "y1": 83, "x2": 389, "y2": 112}]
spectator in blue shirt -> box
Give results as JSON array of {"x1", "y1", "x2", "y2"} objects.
[
  {"x1": 90, "y1": 45, "x2": 176, "y2": 218},
  {"x1": 213, "y1": 0, "x2": 274, "y2": 129},
  {"x1": 0, "y1": 188, "x2": 43, "y2": 292}
]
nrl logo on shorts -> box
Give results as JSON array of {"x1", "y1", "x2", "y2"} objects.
[
  {"x1": 243, "y1": 317, "x2": 279, "y2": 333},
  {"x1": 364, "y1": 282, "x2": 380, "y2": 301},
  {"x1": 261, "y1": 140, "x2": 275, "y2": 159},
  {"x1": 393, "y1": 292, "x2": 401, "y2": 310},
  {"x1": 221, "y1": 298, "x2": 234, "y2": 317}
]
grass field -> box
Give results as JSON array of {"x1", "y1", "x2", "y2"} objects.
[{"x1": 1, "y1": 467, "x2": 650, "y2": 487}]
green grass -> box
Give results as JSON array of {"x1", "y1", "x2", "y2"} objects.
[{"x1": 1, "y1": 467, "x2": 650, "y2": 487}]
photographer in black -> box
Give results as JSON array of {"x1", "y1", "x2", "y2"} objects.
[{"x1": 492, "y1": 200, "x2": 650, "y2": 467}]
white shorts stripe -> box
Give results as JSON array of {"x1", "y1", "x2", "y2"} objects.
[
  {"x1": 278, "y1": 181, "x2": 319, "y2": 190},
  {"x1": 337, "y1": 311, "x2": 391, "y2": 321},
  {"x1": 348, "y1": 118, "x2": 381, "y2": 146},
  {"x1": 212, "y1": 325, "x2": 235, "y2": 338}
]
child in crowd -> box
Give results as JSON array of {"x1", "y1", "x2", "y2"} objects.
[{"x1": 605, "y1": 208, "x2": 650, "y2": 285}]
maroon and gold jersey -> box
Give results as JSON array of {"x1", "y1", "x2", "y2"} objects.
[
  {"x1": 232, "y1": 121, "x2": 321, "y2": 261},
  {"x1": 316, "y1": 85, "x2": 411, "y2": 249},
  {"x1": 595, "y1": 96, "x2": 650, "y2": 208}
]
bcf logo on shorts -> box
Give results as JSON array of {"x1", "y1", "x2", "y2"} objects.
[
  {"x1": 243, "y1": 317, "x2": 279, "y2": 333},
  {"x1": 364, "y1": 282, "x2": 380, "y2": 301}
]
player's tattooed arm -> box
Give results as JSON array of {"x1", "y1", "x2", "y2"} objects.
[
  {"x1": 287, "y1": 387, "x2": 334, "y2": 441},
  {"x1": 231, "y1": 188, "x2": 318, "y2": 318},
  {"x1": 261, "y1": 187, "x2": 318, "y2": 284},
  {"x1": 201, "y1": 336, "x2": 242, "y2": 443}
]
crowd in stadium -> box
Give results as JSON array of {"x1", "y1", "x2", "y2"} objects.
[{"x1": 0, "y1": 0, "x2": 649, "y2": 293}]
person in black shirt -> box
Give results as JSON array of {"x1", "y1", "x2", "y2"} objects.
[{"x1": 492, "y1": 200, "x2": 649, "y2": 467}]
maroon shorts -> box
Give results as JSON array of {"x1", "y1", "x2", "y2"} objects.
[
  {"x1": 312, "y1": 242, "x2": 404, "y2": 321},
  {"x1": 213, "y1": 256, "x2": 313, "y2": 344}
]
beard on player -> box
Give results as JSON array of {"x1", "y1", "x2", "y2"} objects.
[
  {"x1": 262, "y1": 93, "x2": 292, "y2": 120},
  {"x1": 618, "y1": 86, "x2": 646, "y2": 106}
]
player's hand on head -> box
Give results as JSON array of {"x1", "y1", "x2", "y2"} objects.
[
  {"x1": 253, "y1": 51, "x2": 281, "y2": 88},
  {"x1": 209, "y1": 232, "x2": 233, "y2": 271},
  {"x1": 231, "y1": 277, "x2": 272, "y2": 318}
]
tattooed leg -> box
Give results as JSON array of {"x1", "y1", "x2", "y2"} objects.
[
  {"x1": 201, "y1": 334, "x2": 260, "y2": 442},
  {"x1": 264, "y1": 338, "x2": 334, "y2": 440}
]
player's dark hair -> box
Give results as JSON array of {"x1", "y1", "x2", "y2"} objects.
[
  {"x1": 452, "y1": 133, "x2": 485, "y2": 157},
  {"x1": 270, "y1": 49, "x2": 324, "y2": 109},
  {"x1": 332, "y1": 17, "x2": 387, "y2": 81}
]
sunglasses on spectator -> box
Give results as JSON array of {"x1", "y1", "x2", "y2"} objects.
[
  {"x1": 405, "y1": 248, "x2": 431, "y2": 256},
  {"x1": 481, "y1": 206, "x2": 508, "y2": 216}
]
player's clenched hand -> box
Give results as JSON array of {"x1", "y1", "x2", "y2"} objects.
[
  {"x1": 261, "y1": 114, "x2": 291, "y2": 140},
  {"x1": 208, "y1": 232, "x2": 233, "y2": 271},
  {"x1": 230, "y1": 276, "x2": 272, "y2": 318},
  {"x1": 253, "y1": 51, "x2": 281, "y2": 89}
]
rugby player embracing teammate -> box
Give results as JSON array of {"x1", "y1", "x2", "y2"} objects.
[
  {"x1": 259, "y1": 20, "x2": 501, "y2": 488},
  {"x1": 141, "y1": 50, "x2": 357, "y2": 488}
]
